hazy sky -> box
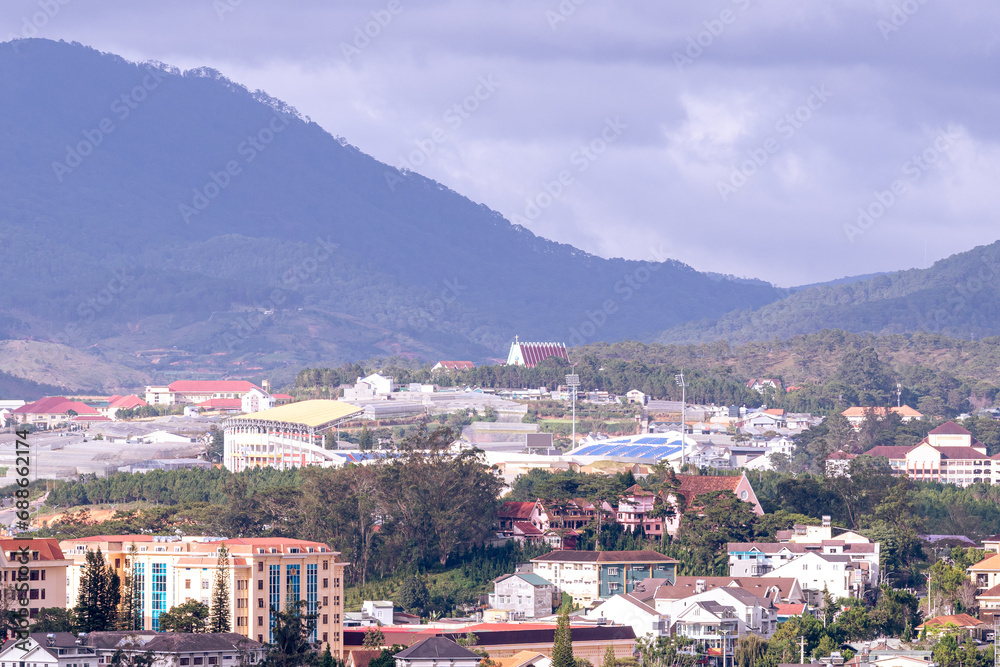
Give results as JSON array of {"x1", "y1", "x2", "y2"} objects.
[{"x1": 5, "y1": 0, "x2": 999, "y2": 286}]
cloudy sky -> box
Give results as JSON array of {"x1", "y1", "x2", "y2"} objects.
[{"x1": 5, "y1": 0, "x2": 1000, "y2": 286}]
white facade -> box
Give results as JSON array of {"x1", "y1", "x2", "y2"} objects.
[
  {"x1": 764, "y1": 552, "x2": 862, "y2": 603},
  {"x1": 241, "y1": 387, "x2": 275, "y2": 414},
  {"x1": 585, "y1": 594, "x2": 668, "y2": 638},
  {"x1": 662, "y1": 586, "x2": 777, "y2": 653},
  {"x1": 530, "y1": 560, "x2": 599, "y2": 606},
  {"x1": 488, "y1": 574, "x2": 555, "y2": 619},
  {"x1": 362, "y1": 600, "x2": 394, "y2": 625}
]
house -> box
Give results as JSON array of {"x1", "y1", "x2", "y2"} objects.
[
  {"x1": 506, "y1": 337, "x2": 569, "y2": 368},
  {"x1": 626, "y1": 390, "x2": 647, "y2": 405},
  {"x1": 144, "y1": 380, "x2": 264, "y2": 406},
  {"x1": 84, "y1": 632, "x2": 265, "y2": 667},
  {"x1": 0, "y1": 539, "x2": 72, "y2": 620},
  {"x1": 493, "y1": 652, "x2": 552, "y2": 667},
  {"x1": 362, "y1": 600, "x2": 394, "y2": 625},
  {"x1": 432, "y1": 361, "x2": 475, "y2": 372},
  {"x1": 488, "y1": 573, "x2": 556, "y2": 619},
  {"x1": 12, "y1": 397, "x2": 100, "y2": 429},
  {"x1": 740, "y1": 411, "x2": 786, "y2": 430},
  {"x1": 617, "y1": 485, "x2": 663, "y2": 537},
  {"x1": 343, "y1": 374, "x2": 395, "y2": 401},
  {"x1": 584, "y1": 593, "x2": 668, "y2": 639},
  {"x1": 347, "y1": 650, "x2": 385, "y2": 667},
  {"x1": 666, "y1": 585, "x2": 779, "y2": 653},
  {"x1": 841, "y1": 405, "x2": 923, "y2": 429},
  {"x1": 394, "y1": 638, "x2": 483, "y2": 667},
  {"x1": 637, "y1": 576, "x2": 805, "y2": 608},
  {"x1": 0, "y1": 633, "x2": 98, "y2": 667},
  {"x1": 98, "y1": 394, "x2": 148, "y2": 419},
  {"x1": 746, "y1": 379, "x2": 782, "y2": 394},
  {"x1": 763, "y1": 552, "x2": 865, "y2": 604},
  {"x1": 662, "y1": 473, "x2": 764, "y2": 537},
  {"x1": 241, "y1": 387, "x2": 275, "y2": 414},
  {"x1": 915, "y1": 614, "x2": 986, "y2": 640},
  {"x1": 530, "y1": 550, "x2": 677, "y2": 607},
  {"x1": 825, "y1": 450, "x2": 856, "y2": 477},
  {"x1": 969, "y1": 552, "x2": 1000, "y2": 599}
]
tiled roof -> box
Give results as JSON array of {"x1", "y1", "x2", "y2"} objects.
[
  {"x1": 436, "y1": 361, "x2": 475, "y2": 370},
  {"x1": 498, "y1": 501, "x2": 536, "y2": 520},
  {"x1": 916, "y1": 613, "x2": 982, "y2": 630},
  {"x1": 978, "y1": 583, "x2": 1000, "y2": 598},
  {"x1": 394, "y1": 637, "x2": 484, "y2": 660},
  {"x1": 930, "y1": 421, "x2": 972, "y2": 435},
  {"x1": 932, "y1": 446, "x2": 989, "y2": 460},
  {"x1": 863, "y1": 445, "x2": 914, "y2": 459},
  {"x1": 348, "y1": 650, "x2": 384, "y2": 667},
  {"x1": 827, "y1": 450, "x2": 856, "y2": 460},
  {"x1": 675, "y1": 474, "x2": 742, "y2": 497},
  {"x1": 650, "y1": 576, "x2": 800, "y2": 602},
  {"x1": 13, "y1": 397, "x2": 99, "y2": 415},
  {"x1": 969, "y1": 554, "x2": 1000, "y2": 571},
  {"x1": 512, "y1": 522, "x2": 544, "y2": 536},
  {"x1": 775, "y1": 603, "x2": 807, "y2": 616},
  {"x1": 0, "y1": 539, "x2": 68, "y2": 562},
  {"x1": 532, "y1": 549, "x2": 677, "y2": 564},
  {"x1": 108, "y1": 395, "x2": 148, "y2": 409},
  {"x1": 84, "y1": 631, "x2": 262, "y2": 652},
  {"x1": 197, "y1": 398, "x2": 243, "y2": 408}
]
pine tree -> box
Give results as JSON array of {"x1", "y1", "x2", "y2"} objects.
[
  {"x1": 552, "y1": 606, "x2": 574, "y2": 667},
  {"x1": 208, "y1": 544, "x2": 232, "y2": 633},
  {"x1": 602, "y1": 646, "x2": 616, "y2": 667},
  {"x1": 74, "y1": 548, "x2": 121, "y2": 632}
]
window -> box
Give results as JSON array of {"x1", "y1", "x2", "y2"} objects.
[
  {"x1": 259, "y1": 616, "x2": 264, "y2": 626},
  {"x1": 202, "y1": 580, "x2": 210, "y2": 589},
  {"x1": 258, "y1": 580, "x2": 264, "y2": 590},
  {"x1": 209, "y1": 659, "x2": 218, "y2": 665},
  {"x1": 194, "y1": 659, "x2": 204, "y2": 665},
  {"x1": 323, "y1": 578, "x2": 328, "y2": 589},
  {"x1": 258, "y1": 562, "x2": 264, "y2": 572},
  {"x1": 322, "y1": 633, "x2": 328, "y2": 643},
  {"x1": 258, "y1": 599, "x2": 265, "y2": 608},
  {"x1": 186, "y1": 580, "x2": 192, "y2": 589},
  {"x1": 180, "y1": 661, "x2": 190, "y2": 666},
  {"x1": 323, "y1": 596, "x2": 328, "y2": 606},
  {"x1": 322, "y1": 561, "x2": 329, "y2": 571},
  {"x1": 322, "y1": 614, "x2": 328, "y2": 624},
  {"x1": 607, "y1": 567, "x2": 618, "y2": 576},
  {"x1": 115, "y1": 559, "x2": 121, "y2": 568}
]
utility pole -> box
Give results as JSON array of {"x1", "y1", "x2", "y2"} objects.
[
  {"x1": 799, "y1": 635, "x2": 806, "y2": 664},
  {"x1": 897, "y1": 382, "x2": 902, "y2": 408},
  {"x1": 675, "y1": 373, "x2": 686, "y2": 470},
  {"x1": 566, "y1": 372, "x2": 580, "y2": 448}
]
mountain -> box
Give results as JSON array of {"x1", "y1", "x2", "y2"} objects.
[
  {"x1": 657, "y1": 240, "x2": 1000, "y2": 344},
  {"x1": 0, "y1": 39, "x2": 787, "y2": 384}
]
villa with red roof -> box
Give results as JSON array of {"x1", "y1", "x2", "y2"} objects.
[
  {"x1": 98, "y1": 394, "x2": 149, "y2": 419},
  {"x1": 12, "y1": 396, "x2": 100, "y2": 429},
  {"x1": 506, "y1": 337, "x2": 569, "y2": 368},
  {"x1": 144, "y1": 380, "x2": 263, "y2": 405},
  {"x1": 662, "y1": 473, "x2": 764, "y2": 537}
]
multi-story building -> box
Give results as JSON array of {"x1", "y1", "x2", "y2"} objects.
[
  {"x1": 530, "y1": 550, "x2": 677, "y2": 607},
  {"x1": 866, "y1": 421, "x2": 998, "y2": 487},
  {"x1": 145, "y1": 381, "x2": 264, "y2": 406},
  {"x1": 0, "y1": 538, "x2": 72, "y2": 620},
  {"x1": 666, "y1": 586, "x2": 778, "y2": 655},
  {"x1": 223, "y1": 400, "x2": 364, "y2": 471},
  {"x1": 617, "y1": 485, "x2": 662, "y2": 537},
  {"x1": 488, "y1": 573, "x2": 555, "y2": 619},
  {"x1": 59, "y1": 535, "x2": 347, "y2": 657}
]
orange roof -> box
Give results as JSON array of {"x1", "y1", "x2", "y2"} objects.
[
  {"x1": 169, "y1": 380, "x2": 260, "y2": 392},
  {"x1": 494, "y1": 652, "x2": 548, "y2": 667},
  {"x1": 917, "y1": 613, "x2": 982, "y2": 629},
  {"x1": 969, "y1": 554, "x2": 1000, "y2": 571},
  {"x1": 764, "y1": 409, "x2": 785, "y2": 416},
  {"x1": 842, "y1": 405, "x2": 922, "y2": 418},
  {"x1": 0, "y1": 539, "x2": 67, "y2": 561}
]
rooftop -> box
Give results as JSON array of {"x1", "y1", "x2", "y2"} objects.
[
  {"x1": 226, "y1": 399, "x2": 363, "y2": 428},
  {"x1": 532, "y1": 549, "x2": 677, "y2": 564}
]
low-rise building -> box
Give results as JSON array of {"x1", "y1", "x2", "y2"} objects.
[
  {"x1": 665, "y1": 586, "x2": 778, "y2": 654},
  {"x1": 12, "y1": 397, "x2": 100, "y2": 429},
  {"x1": 145, "y1": 381, "x2": 264, "y2": 406},
  {"x1": 0, "y1": 538, "x2": 72, "y2": 619},
  {"x1": 841, "y1": 405, "x2": 923, "y2": 429},
  {"x1": 584, "y1": 593, "x2": 668, "y2": 639},
  {"x1": 394, "y1": 638, "x2": 482, "y2": 667}
]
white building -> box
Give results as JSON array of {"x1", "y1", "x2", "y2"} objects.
[
  {"x1": 764, "y1": 552, "x2": 864, "y2": 603},
  {"x1": 241, "y1": 387, "x2": 275, "y2": 414},
  {"x1": 584, "y1": 593, "x2": 668, "y2": 638},
  {"x1": 663, "y1": 585, "x2": 778, "y2": 654},
  {"x1": 488, "y1": 573, "x2": 556, "y2": 619},
  {"x1": 362, "y1": 600, "x2": 394, "y2": 625}
]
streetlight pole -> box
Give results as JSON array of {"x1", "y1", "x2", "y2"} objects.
[
  {"x1": 675, "y1": 373, "x2": 686, "y2": 470},
  {"x1": 566, "y1": 373, "x2": 580, "y2": 448}
]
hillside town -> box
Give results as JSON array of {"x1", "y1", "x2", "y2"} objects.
[{"x1": 3, "y1": 339, "x2": 1000, "y2": 667}]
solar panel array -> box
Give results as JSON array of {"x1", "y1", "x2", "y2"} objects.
[{"x1": 571, "y1": 437, "x2": 683, "y2": 460}]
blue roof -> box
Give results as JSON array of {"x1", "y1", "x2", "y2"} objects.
[{"x1": 572, "y1": 443, "x2": 681, "y2": 461}]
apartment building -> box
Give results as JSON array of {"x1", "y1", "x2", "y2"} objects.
[
  {"x1": 0, "y1": 539, "x2": 72, "y2": 620},
  {"x1": 59, "y1": 536, "x2": 347, "y2": 657},
  {"x1": 530, "y1": 550, "x2": 677, "y2": 607}
]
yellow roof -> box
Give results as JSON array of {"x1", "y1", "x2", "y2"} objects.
[
  {"x1": 230, "y1": 399, "x2": 363, "y2": 428},
  {"x1": 495, "y1": 652, "x2": 548, "y2": 667}
]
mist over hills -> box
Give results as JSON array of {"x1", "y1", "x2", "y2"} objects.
[{"x1": 0, "y1": 39, "x2": 790, "y2": 381}]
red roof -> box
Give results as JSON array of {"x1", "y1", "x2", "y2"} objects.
[
  {"x1": 169, "y1": 380, "x2": 259, "y2": 392},
  {"x1": 675, "y1": 474, "x2": 742, "y2": 497},
  {"x1": 72, "y1": 415, "x2": 112, "y2": 422},
  {"x1": 13, "y1": 397, "x2": 99, "y2": 416},
  {"x1": 498, "y1": 501, "x2": 537, "y2": 520},
  {"x1": 196, "y1": 398, "x2": 243, "y2": 409},
  {"x1": 930, "y1": 421, "x2": 972, "y2": 435},
  {"x1": 514, "y1": 342, "x2": 568, "y2": 368},
  {"x1": 513, "y1": 522, "x2": 544, "y2": 536},
  {"x1": 0, "y1": 538, "x2": 67, "y2": 561},
  {"x1": 775, "y1": 603, "x2": 807, "y2": 616},
  {"x1": 108, "y1": 394, "x2": 147, "y2": 409},
  {"x1": 436, "y1": 361, "x2": 475, "y2": 370},
  {"x1": 827, "y1": 450, "x2": 856, "y2": 461},
  {"x1": 272, "y1": 394, "x2": 293, "y2": 400},
  {"x1": 917, "y1": 613, "x2": 982, "y2": 630},
  {"x1": 763, "y1": 409, "x2": 785, "y2": 416}
]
